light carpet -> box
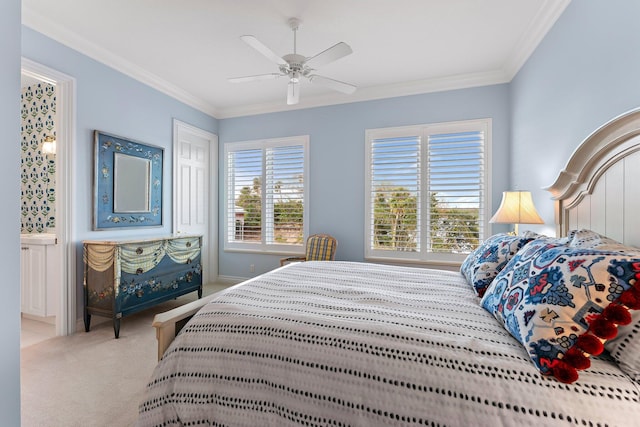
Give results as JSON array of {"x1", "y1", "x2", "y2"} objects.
[{"x1": 21, "y1": 283, "x2": 229, "y2": 427}]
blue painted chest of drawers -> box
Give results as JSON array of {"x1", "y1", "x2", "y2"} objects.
[{"x1": 83, "y1": 235, "x2": 202, "y2": 338}]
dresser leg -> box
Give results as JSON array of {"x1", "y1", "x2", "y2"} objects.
[
  {"x1": 198, "y1": 286, "x2": 202, "y2": 298},
  {"x1": 84, "y1": 312, "x2": 91, "y2": 332},
  {"x1": 113, "y1": 318, "x2": 121, "y2": 339}
]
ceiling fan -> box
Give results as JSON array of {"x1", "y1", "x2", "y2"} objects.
[{"x1": 229, "y1": 18, "x2": 357, "y2": 105}]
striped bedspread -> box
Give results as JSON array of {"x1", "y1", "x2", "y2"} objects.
[{"x1": 137, "y1": 261, "x2": 640, "y2": 426}]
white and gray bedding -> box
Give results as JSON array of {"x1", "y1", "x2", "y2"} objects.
[{"x1": 137, "y1": 261, "x2": 640, "y2": 426}]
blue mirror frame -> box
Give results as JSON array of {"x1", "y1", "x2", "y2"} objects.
[{"x1": 93, "y1": 130, "x2": 163, "y2": 230}]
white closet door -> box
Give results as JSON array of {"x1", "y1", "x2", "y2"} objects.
[{"x1": 173, "y1": 120, "x2": 218, "y2": 284}]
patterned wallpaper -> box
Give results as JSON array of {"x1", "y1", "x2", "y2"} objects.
[{"x1": 21, "y1": 82, "x2": 56, "y2": 234}]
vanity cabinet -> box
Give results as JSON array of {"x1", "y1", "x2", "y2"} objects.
[
  {"x1": 20, "y1": 234, "x2": 57, "y2": 317},
  {"x1": 21, "y1": 244, "x2": 47, "y2": 316},
  {"x1": 83, "y1": 235, "x2": 202, "y2": 338}
]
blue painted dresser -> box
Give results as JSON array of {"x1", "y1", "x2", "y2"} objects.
[{"x1": 83, "y1": 235, "x2": 202, "y2": 338}]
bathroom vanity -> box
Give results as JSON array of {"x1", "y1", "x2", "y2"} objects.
[{"x1": 20, "y1": 233, "x2": 58, "y2": 318}]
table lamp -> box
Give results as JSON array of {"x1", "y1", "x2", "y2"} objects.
[{"x1": 489, "y1": 191, "x2": 543, "y2": 235}]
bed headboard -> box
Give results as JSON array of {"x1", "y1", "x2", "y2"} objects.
[{"x1": 544, "y1": 108, "x2": 640, "y2": 247}]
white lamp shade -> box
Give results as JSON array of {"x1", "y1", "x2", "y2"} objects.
[{"x1": 490, "y1": 191, "x2": 544, "y2": 225}]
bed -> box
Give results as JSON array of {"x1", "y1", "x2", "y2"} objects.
[{"x1": 137, "y1": 109, "x2": 640, "y2": 426}]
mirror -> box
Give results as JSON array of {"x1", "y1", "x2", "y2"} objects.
[
  {"x1": 113, "y1": 153, "x2": 151, "y2": 213},
  {"x1": 93, "y1": 130, "x2": 163, "y2": 230}
]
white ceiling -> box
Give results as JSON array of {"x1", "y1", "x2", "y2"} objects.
[{"x1": 22, "y1": 0, "x2": 569, "y2": 119}]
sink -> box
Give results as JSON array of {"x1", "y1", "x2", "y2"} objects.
[{"x1": 20, "y1": 233, "x2": 57, "y2": 245}]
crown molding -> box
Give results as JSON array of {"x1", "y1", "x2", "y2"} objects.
[
  {"x1": 22, "y1": 6, "x2": 220, "y2": 119},
  {"x1": 502, "y1": 0, "x2": 571, "y2": 79},
  {"x1": 22, "y1": 2, "x2": 570, "y2": 120},
  {"x1": 217, "y1": 69, "x2": 511, "y2": 118},
  {"x1": 212, "y1": 8, "x2": 581, "y2": 121}
]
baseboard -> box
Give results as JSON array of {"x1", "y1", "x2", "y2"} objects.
[
  {"x1": 214, "y1": 275, "x2": 248, "y2": 285},
  {"x1": 22, "y1": 313, "x2": 56, "y2": 325}
]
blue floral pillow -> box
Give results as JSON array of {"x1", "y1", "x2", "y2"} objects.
[
  {"x1": 460, "y1": 232, "x2": 539, "y2": 297},
  {"x1": 481, "y1": 238, "x2": 640, "y2": 383}
]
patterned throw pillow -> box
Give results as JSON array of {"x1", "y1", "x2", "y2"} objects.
[
  {"x1": 567, "y1": 229, "x2": 640, "y2": 381},
  {"x1": 569, "y1": 229, "x2": 632, "y2": 252},
  {"x1": 460, "y1": 232, "x2": 539, "y2": 297},
  {"x1": 480, "y1": 238, "x2": 640, "y2": 383}
]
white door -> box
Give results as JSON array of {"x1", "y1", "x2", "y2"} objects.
[{"x1": 173, "y1": 120, "x2": 218, "y2": 284}]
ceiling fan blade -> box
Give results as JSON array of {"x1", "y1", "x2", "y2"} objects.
[
  {"x1": 240, "y1": 35, "x2": 287, "y2": 66},
  {"x1": 309, "y1": 75, "x2": 357, "y2": 94},
  {"x1": 305, "y1": 42, "x2": 352, "y2": 68},
  {"x1": 287, "y1": 80, "x2": 300, "y2": 105},
  {"x1": 228, "y1": 73, "x2": 283, "y2": 83}
]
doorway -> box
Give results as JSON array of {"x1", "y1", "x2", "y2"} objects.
[{"x1": 20, "y1": 58, "x2": 76, "y2": 338}]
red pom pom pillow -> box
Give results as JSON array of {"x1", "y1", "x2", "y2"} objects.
[
  {"x1": 566, "y1": 229, "x2": 640, "y2": 380},
  {"x1": 480, "y1": 238, "x2": 640, "y2": 383}
]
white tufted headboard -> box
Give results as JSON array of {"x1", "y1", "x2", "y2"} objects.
[{"x1": 544, "y1": 108, "x2": 640, "y2": 247}]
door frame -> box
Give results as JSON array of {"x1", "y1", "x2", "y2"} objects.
[
  {"x1": 21, "y1": 58, "x2": 76, "y2": 336},
  {"x1": 172, "y1": 119, "x2": 218, "y2": 282}
]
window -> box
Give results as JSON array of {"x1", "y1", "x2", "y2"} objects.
[
  {"x1": 225, "y1": 135, "x2": 309, "y2": 253},
  {"x1": 365, "y1": 119, "x2": 491, "y2": 264}
]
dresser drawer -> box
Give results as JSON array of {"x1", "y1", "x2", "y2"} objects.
[
  {"x1": 169, "y1": 236, "x2": 200, "y2": 251},
  {"x1": 117, "y1": 255, "x2": 202, "y2": 312}
]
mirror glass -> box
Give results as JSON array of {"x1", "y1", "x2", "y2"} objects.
[{"x1": 113, "y1": 153, "x2": 151, "y2": 213}]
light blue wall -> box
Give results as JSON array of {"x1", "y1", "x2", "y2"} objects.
[
  {"x1": 21, "y1": 27, "x2": 219, "y2": 314},
  {"x1": 510, "y1": 0, "x2": 640, "y2": 235},
  {"x1": 219, "y1": 85, "x2": 511, "y2": 277},
  {"x1": 1, "y1": 1, "x2": 22, "y2": 424}
]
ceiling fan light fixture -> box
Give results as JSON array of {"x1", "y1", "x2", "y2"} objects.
[{"x1": 287, "y1": 80, "x2": 300, "y2": 105}]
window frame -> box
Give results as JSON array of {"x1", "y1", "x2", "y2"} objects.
[
  {"x1": 224, "y1": 135, "x2": 309, "y2": 255},
  {"x1": 364, "y1": 119, "x2": 492, "y2": 265}
]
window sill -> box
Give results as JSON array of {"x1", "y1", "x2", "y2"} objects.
[{"x1": 224, "y1": 247, "x2": 304, "y2": 257}]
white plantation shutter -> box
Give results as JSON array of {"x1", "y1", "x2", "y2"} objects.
[
  {"x1": 369, "y1": 135, "x2": 421, "y2": 252},
  {"x1": 427, "y1": 130, "x2": 484, "y2": 254},
  {"x1": 265, "y1": 145, "x2": 305, "y2": 245},
  {"x1": 366, "y1": 120, "x2": 490, "y2": 263},
  {"x1": 227, "y1": 149, "x2": 262, "y2": 242},
  {"x1": 225, "y1": 136, "x2": 309, "y2": 253}
]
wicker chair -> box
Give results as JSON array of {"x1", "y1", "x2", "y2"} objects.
[{"x1": 280, "y1": 234, "x2": 338, "y2": 266}]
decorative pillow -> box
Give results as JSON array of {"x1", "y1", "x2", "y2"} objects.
[
  {"x1": 567, "y1": 229, "x2": 640, "y2": 380},
  {"x1": 480, "y1": 238, "x2": 640, "y2": 383},
  {"x1": 460, "y1": 231, "x2": 540, "y2": 297},
  {"x1": 568, "y1": 229, "x2": 633, "y2": 252}
]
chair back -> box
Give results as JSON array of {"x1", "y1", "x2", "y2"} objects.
[{"x1": 305, "y1": 234, "x2": 337, "y2": 261}]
